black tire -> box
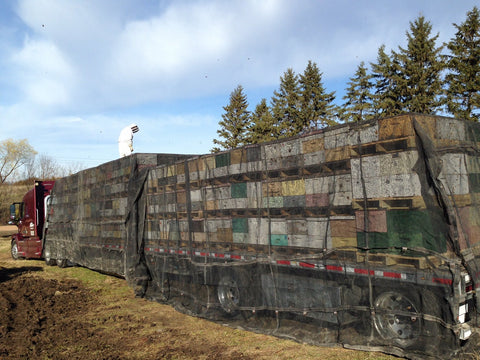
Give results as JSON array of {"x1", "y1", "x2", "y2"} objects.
[
  {"x1": 56, "y1": 258, "x2": 68, "y2": 268},
  {"x1": 43, "y1": 247, "x2": 56, "y2": 266},
  {"x1": 10, "y1": 240, "x2": 19, "y2": 260},
  {"x1": 372, "y1": 287, "x2": 454, "y2": 357},
  {"x1": 215, "y1": 266, "x2": 259, "y2": 319},
  {"x1": 158, "y1": 277, "x2": 170, "y2": 302},
  {"x1": 217, "y1": 275, "x2": 241, "y2": 315},
  {"x1": 373, "y1": 290, "x2": 421, "y2": 347},
  {"x1": 148, "y1": 277, "x2": 170, "y2": 303}
]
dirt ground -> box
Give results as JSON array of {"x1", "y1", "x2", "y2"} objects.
[
  {"x1": 0, "y1": 225, "x2": 477, "y2": 360},
  {"x1": 0, "y1": 227, "x2": 395, "y2": 360}
]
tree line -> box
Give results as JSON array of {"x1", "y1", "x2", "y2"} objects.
[
  {"x1": 0, "y1": 138, "x2": 82, "y2": 185},
  {"x1": 212, "y1": 7, "x2": 480, "y2": 152},
  {"x1": 0, "y1": 138, "x2": 85, "y2": 224}
]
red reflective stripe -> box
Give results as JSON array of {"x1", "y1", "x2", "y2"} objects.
[
  {"x1": 383, "y1": 272, "x2": 402, "y2": 279},
  {"x1": 200, "y1": 252, "x2": 208, "y2": 256},
  {"x1": 326, "y1": 265, "x2": 343, "y2": 272},
  {"x1": 277, "y1": 260, "x2": 291, "y2": 265},
  {"x1": 355, "y1": 268, "x2": 375, "y2": 276},
  {"x1": 433, "y1": 277, "x2": 453, "y2": 285},
  {"x1": 215, "y1": 253, "x2": 225, "y2": 258},
  {"x1": 299, "y1": 262, "x2": 315, "y2": 268},
  {"x1": 231, "y1": 255, "x2": 242, "y2": 260}
]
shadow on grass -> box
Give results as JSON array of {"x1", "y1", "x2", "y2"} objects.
[{"x1": 0, "y1": 266, "x2": 43, "y2": 283}]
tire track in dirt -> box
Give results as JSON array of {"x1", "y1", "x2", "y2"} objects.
[{"x1": 0, "y1": 269, "x2": 94, "y2": 359}]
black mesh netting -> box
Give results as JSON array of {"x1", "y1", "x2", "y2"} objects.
[{"x1": 45, "y1": 114, "x2": 480, "y2": 359}]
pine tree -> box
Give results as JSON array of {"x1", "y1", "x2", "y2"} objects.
[
  {"x1": 270, "y1": 68, "x2": 301, "y2": 138},
  {"x1": 247, "y1": 98, "x2": 276, "y2": 144},
  {"x1": 212, "y1": 85, "x2": 251, "y2": 152},
  {"x1": 342, "y1": 62, "x2": 375, "y2": 122},
  {"x1": 394, "y1": 16, "x2": 444, "y2": 113},
  {"x1": 370, "y1": 45, "x2": 404, "y2": 116},
  {"x1": 299, "y1": 60, "x2": 337, "y2": 130},
  {"x1": 445, "y1": 6, "x2": 480, "y2": 121}
]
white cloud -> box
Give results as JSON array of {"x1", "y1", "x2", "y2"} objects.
[
  {"x1": 11, "y1": 37, "x2": 74, "y2": 107},
  {"x1": 107, "y1": 0, "x2": 287, "y2": 103},
  {"x1": 10, "y1": 0, "x2": 480, "y2": 111},
  {"x1": 109, "y1": 9, "x2": 231, "y2": 83},
  {"x1": 1, "y1": 0, "x2": 479, "y2": 170},
  {"x1": 15, "y1": 0, "x2": 129, "y2": 109},
  {"x1": 12, "y1": 0, "x2": 460, "y2": 110}
]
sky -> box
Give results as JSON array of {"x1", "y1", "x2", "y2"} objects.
[{"x1": 0, "y1": 0, "x2": 479, "y2": 171}]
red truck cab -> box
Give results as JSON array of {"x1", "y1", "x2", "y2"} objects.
[{"x1": 10, "y1": 180, "x2": 55, "y2": 259}]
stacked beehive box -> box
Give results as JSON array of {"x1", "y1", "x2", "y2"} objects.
[
  {"x1": 433, "y1": 117, "x2": 480, "y2": 251},
  {"x1": 48, "y1": 154, "x2": 191, "y2": 274},
  {"x1": 48, "y1": 114, "x2": 480, "y2": 266},
  {"x1": 144, "y1": 114, "x2": 480, "y2": 259},
  {"x1": 49, "y1": 156, "x2": 134, "y2": 273}
]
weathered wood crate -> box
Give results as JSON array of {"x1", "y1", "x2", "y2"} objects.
[
  {"x1": 143, "y1": 114, "x2": 480, "y2": 264},
  {"x1": 48, "y1": 114, "x2": 480, "y2": 269}
]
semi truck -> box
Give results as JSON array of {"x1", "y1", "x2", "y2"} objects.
[
  {"x1": 9, "y1": 114, "x2": 480, "y2": 359},
  {"x1": 9, "y1": 180, "x2": 55, "y2": 261}
]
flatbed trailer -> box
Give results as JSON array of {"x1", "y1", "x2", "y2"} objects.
[{"x1": 41, "y1": 114, "x2": 480, "y2": 359}]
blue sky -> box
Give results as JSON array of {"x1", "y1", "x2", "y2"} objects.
[{"x1": 0, "y1": 0, "x2": 478, "y2": 170}]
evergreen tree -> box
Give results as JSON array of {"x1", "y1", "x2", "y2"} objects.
[
  {"x1": 299, "y1": 60, "x2": 337, "y2": 130},
  {"x1": 342, "y1": 61, "x2": 375, "y2": 122},
  {"x1": 370, "y1": 45, "x2": 404, "y2": 116},
  {"x1": 394, "y1": 16, "x2": 444, "y2": 113},
  {"x1": 445, "y1": 6, "x2": 480, "y2": 121},
  {"x1": 212, "y1": 85, "x2": 251, "y2": 152},
  {"x1": 247, "y1": 98, "x2": 276, "y2": 144},
  {"x1": 270, "y1": 68, "x2": 301, "y2": 138}
]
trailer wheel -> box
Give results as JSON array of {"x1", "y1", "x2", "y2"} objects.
[
  {"x1": 57, "y1": 258, "x2": 68, "y2": 268},
  {"x1": 151, "y1": 278, "x2": 170, "y2": 303},
  {"x1": 43, "y1": 247, "x2": 56, "y2": 266},
  {"x1": 373, "y1": 290, "x2": 420, "y2": 347},
  {"x1": 217, "y1": 276, "x2": 240, "y2": 314},
  {"x1": 159, "y1": 278, "x2": 170, "y2": 302},
  {"x1": 10, "y1": 240, "x2": 19, "y2": 260}
]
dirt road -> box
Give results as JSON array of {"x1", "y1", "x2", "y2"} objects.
[{"x1": 0, "y1": 225, "x2": 16, "y2": 237}]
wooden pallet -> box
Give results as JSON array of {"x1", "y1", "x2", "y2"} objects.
[
  {"x1": 356, "y1": 252, "x2": 444, "y2": 269},
  {"x1": 350, "y1": 136, "x2": 416, "y2": 157},
  {"x1": 353, "y1": 196, "x2": 426, "y2": 210}
]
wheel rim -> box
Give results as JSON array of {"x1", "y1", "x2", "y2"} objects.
[
  {"x1": 11, "y1": 242, "x2": 18, "y2": 259},
  {"x1": 373, "y1": 291, "x2": 420, "y2": 345},
  {"x1": 217, "y1": 277, "x2": 240, "y2": 313},
  {"x1": 44, "y1": 248, "x2": 51, "y2": 262}
]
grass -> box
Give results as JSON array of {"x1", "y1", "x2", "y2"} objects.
[
  {"x1": 3, "y1": 235, "x2": 480, "y2": 359},
  {"x1": 0, "y1": 236, "x2": 399, "y2": 360}
]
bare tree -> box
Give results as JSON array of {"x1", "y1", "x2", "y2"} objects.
[
  {"x1": 0, "y1": 138, "x2": 37, "y2": 184},
  {"x1": 61, "y1": 161, "x2": 84, "y2": 176},
  {"x1": 37, "y1": 154, "x2": 59, "y2": 180},
  {"x1": 22, "y1": 156, "x2": 37, "y2": 181}
]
